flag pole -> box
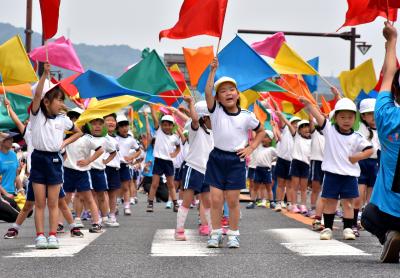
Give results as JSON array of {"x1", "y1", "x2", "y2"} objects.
[
  {"x1": 318, "y1": 74, "x2": 343, "y2": 97},
  {"x1": 216, "y1": 38, "x2": 222, "y2": 54}
]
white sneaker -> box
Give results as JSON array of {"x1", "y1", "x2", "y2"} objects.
[
  {"x1": 275, "y1": 203, "x2": 282, "y2": 212},
  {"x1": 74, "y1": 219, "x2": 84, "y2": 228},
  {"x1": 320, "y1": 228, "x2": 333, "y2": 240},
  {"x1": 165, "y1": 201, "x2": 172, "y2": 209},
  {"x1": 130, "y1": 198, "x2": 136, "y2": 205},
  {"x1": 124, "y1": 208, "x2": 132, "y2": 215},
  {"x1": 35, "y1": 234, "x2": 48, "y2": 249},
  {"x1": 343, "y1": 228, "x2": 356, "y2": 240},
  {"x1": 104, "y1": 218, "x2": 120, "y2": 228},
  {"x1": 47, "y1": 235, "x2": 60, "y2": 249}
]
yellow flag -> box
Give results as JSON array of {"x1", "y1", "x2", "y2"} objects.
[
  {"x1": 75, "y1": 95, "x2": 138, "y2": 127},
  {"x1": 282, "y1": 101, "x2": 308, "y2": 120},
  {"x1": 132, "y1": 111, "x2": 143, "y2": 129},
  {"x1": 240, "y1": 90, "x2": 260, "y2": 109},
  {"x1": 0, "y1": 36, "x2": 38, "y2": 85},
  {"x1": 169, "y1": 64, "x2": 192, "y2": 96},
  {"x1": 339, "y1": 59, "x2": 377, "y2": 101},
  {"x1": 273, "y1": 42, "x2": 318, "y2": 75}
]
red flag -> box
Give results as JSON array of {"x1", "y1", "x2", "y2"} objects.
[
  {"x1": 159, "y1": 0, "x2": 228, "y2": 40},
  {"x1": 320, "y1": 96, "x2": 332, "y2": 115},
  {"x1": 263, "y1": 92, "x2": 305, "y2": 114},
  {"x1": 39, "y1": 0, "x2": 61, "y2": 40},
  {"x1": 369, "y1": 0, "x2": 400, "y2": 9},
  {"x1": 340, "y1": 0, "x2": 397, "y2": 29}
]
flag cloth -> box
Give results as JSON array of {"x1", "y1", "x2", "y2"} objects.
[
  {"x1": 39, "y1": 0, "x2": 61, "y2": 40},
  {"x1": 0, "y1": 36, "x2": 38, "y2": 86},
  {"x1": 368, "y1": 0, "x2": 400, "y2": 9},
  {"x1": 240, "y1": 90, "x2": 260, "y2": 109},
  {"x1": 340, "y1": 0, "x2": 397, "y2": 29},
  {"x1": 0, "y1": 83, "x2": 32, "y2": 97},
  {"x1": 240, "y1": 81, "x2": 286, "y2": 109},
  {"x1": 268, "y1": 91, "x2": 305, "y2": 114},
  {"x1": 254, "y1": 101, "x2": 269, "y2": 125},
  {"x1": 273, "y1": 42, "x2": 318, "y2": 75},
  {"x1": 302, "y1": 57, "x2": 319, "y2": 93},
  {"x1": 169, "y1": 64, "x2": 192, "y2": 96},
  {"x1": 75, "y1": 95, "x2": 139, "y2": 127},
  {"x1": 159, "y1": 0, "x2": 228, "y2": 40},
  {"x1": 72, "y1": 70, "x2": 152, "y2": 100},
  {"x1": 29, "y1": 36, "x2": 84, "y2": 73},
  {"x1": 0, "y1": 92, "x2": 31, "y2": 130},
  {"x1": 183, "y1": 46, "x2": 214, "y2": 86},
  {"x1": 197, "y1": 35, "x2": 277, "y2": 93},
  {"x1": 276, "y1": 75, "x2": 317, "y2": 105},
  {"x1": 251, "y1": 80, "x2": 286, "y2": 93},
  {"x1": 251, "y1": 32, "x2": 286, "y2": 58},
  {"x1": 320, "y1": 95, "x2": 333, "y2": 114},
  {"x1": 339, "y1": 59, "x2": 377, "y2": 101}
]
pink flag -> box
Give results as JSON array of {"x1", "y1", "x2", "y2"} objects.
[
  {"x1": 159, "y1": 106, "x2": 172, "y2": 115},
  {"x1": 251, "y1": 32, "x2": 286, "y2": 58},
  {"x1": 29, "y1": 36, "x2": 84, "y2": 73},
  {"x1": 173, "y1": 114, "x2": 185, "y2": 128}
]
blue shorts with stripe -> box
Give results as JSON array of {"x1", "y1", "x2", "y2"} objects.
[
  {"x1": 247, "y1": 167, "x2": 256, "y2": 180},
  {"x1": 30, "y1": 150, "x2": 64, "y2": 185},
  {"x1": 181, "y1": 164, "x2": 209, "y2": 194},
  {"x1": 90, "y1": 168, "x2": 108, "y2": 192},
  {"x1": 119, "y1": 163, "x2": 132, "y2": 182},
  {"x1": 321, "y1": 171, "x2": 359, "y2": 200},
  {"x1": 26, "y1": 180, "x2": 66, "y2": 202},
  {"x1": 63, "y1": 167, "x2": 92, "y2": 193},
  {"x1": 105, "y1": 166, "x2": 121, "y2": 190},
  {"x1": 310, "y1": 160, "x2": 324, "y2": 184},
  {"x1": 358, "y1": 158, "x2": 379, "y2": 187},
  {"x1": 254, "y1": 166, "x2": 272, "y2": 184}
]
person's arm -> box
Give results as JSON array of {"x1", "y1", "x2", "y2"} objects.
[
  {"x1": 32, "y1": 62, "x2": 50, "y2": 115},
  {"x1": 381, "y1": 21, "x2": 398, "y2": 92},
  {"x1": 299, "y1": 97, "x2": 325, "y2": 127},
  {"x1": 124, "y1": 149, "x2": 141, "y2": 163},
  {"x1": 205, "y1": 57, "x2": 218, "y2": 111},
  {"x1": 170, "y1": 144, "x2": 180, "y2": 159},
  {"x1": 143, "y1": 112, "x2": 152, "y2": 150},
  {"x1": 14, "y1": 176, "x2": 24, "y2": 195},
  {"x1": 61, "y1": 125, "x2": 83, "y2": 150},
  {"x1": 103, "y1": 151, "x2": 116, "y2": 165},
  {"x1": 184, "y1": 96, "x2": 199, "y2": 129},
  {"x1": 169, "y1": 106, "x2": 190, "y2": 123},
  {"x1": 175, "y1": 127, "x2": 187, "y2": 144},
  {"x1": 277, "y1": 111, "x2": 296, "y2": 136},
  {"x1": 330, "y1": 87, "x2": 342, "y2": 100},
  {"x1": 237, "y1": 124, "x2": 265, "y2": 159},
  {"x1": 150, "y1": 105, "x2": 159, "y2": 130},
  {"x1": 309, "y1": 113, "x2": 315, "y2": 133},
  {"x1": 77, "y1": 147, "x2": 104, "y2": 167},
  {"x1": 4, "y1": 99, "x2": 25, "y2": 134},
  {"x1": 349, "y1": 148, "x2": 373, "y2": 164},
  {"x1": 0, "y1": 185, "x2": 13, "y2": 199}
]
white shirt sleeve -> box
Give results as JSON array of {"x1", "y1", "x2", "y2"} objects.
[
  {"x1": 87, "y1": 136, "x2": 102, "y2": 151},
  {"x1": 131, "y1": 138, "x2": 140, "y2": 151},
  {"x1": 105, "y1": 137, "x2": 116, "y2": 153},
  {"x1": 62, "y1": 116, "x2": 74, "y2": 131},
  {"x1": 354, "y1": 133, "x2": 373, "y2": 153},
  {"x1": 247, "y1": 112, "x2": 260, "y2": 131}
]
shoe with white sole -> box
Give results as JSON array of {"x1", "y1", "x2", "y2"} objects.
[
  {"x1": 343, "y1": 228, "x2": 356, "y2": 240},
  {"x1": 320, "y1": 228, "x2": 333, "y2": 240}
]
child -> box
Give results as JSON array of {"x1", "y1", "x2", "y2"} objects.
[
  {"x1": 253, "y1": 130, "x2": 277, "y2": 208},
  {"x1": 301, "y1": 97, "x2": 373, "y2": 241},
  {"x1": 147, "y1": 106, "x2": 181, "y2": 213},
  {"x1": 175, "y1": 99, "x2": 214, "y2": 240},
  {"x1": 29, "y1": 63, "x2": 83, "y2": 249},
  {"x1": 245, "y1": 138, "x2": 258, "y2": 209},
  {"x1": 116, "y1": 114, "x2": 141, "y2": 215},
  {"x1": 204, "y1": 58, "x2": 265, "y2": 248}
]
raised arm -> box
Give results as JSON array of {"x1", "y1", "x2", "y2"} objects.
[
  {"x1": 4, "y1": 98, "x2": 25, "y2": 134},
  {"x1": 183, "y1": 96, "x2": 199, "y2": 129},
  {"x1": 381, "y1": 22, "x2": 398, "y2": 92},
  {"x1": 32, "y1": 62, "x2": 50, "y2": 114},
  {"x1": 205, "y1": 58, "x2": 218, "y2": 111},
  {"x1": 150, "y1": 105, "x2": 159, "y2": 130},
  {"x1": 300, "y1": 97, "x2": 325, "y2": 127},
  {"x1": 143, "y1": 111, "x2": 152, "y2": 148},
  {"x1": 309, "y1": 113, "x2": 315, "y2": 133},
  {"x1": 330, "y1": 87, "x2": 342, "y2": 100},
  {"x1": 277, "y1": 111, "x2": 296, "y2": 136},
  {"x1": 169, "y1": 106, "x2": 190, "y2": 123}
]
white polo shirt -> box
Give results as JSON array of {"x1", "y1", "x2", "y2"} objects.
[
  {"x1": 255, "y1": 145, "x2": 277, "y2": 168},
  {"x1": 153, "y1": 128, "x2": 180, "y2": 161},
  {"x1": 117, "y1": 135, "x2": 140, "y2": 164},
  {"x1": 64, "y1": 134, "x2": 102, "y2": 171},
  {"x1": 321, "y1": 120, "x2": 372, "y2": 177},
  {"x1": 185, "y1": 125, "x2": 214, "y2": 174},
  {"x1": 30, "y1": 109, "x2": 73, "y2": 152},
  {"x1": 248, "y1": 151, "x2": 258, "y2": 169},
  {"x1": 173, "y1": 141, "x2": 189, "y2": 169},
  {"x1": 90, "y1": 136, "x2": 117, "y2": 170},
  {"x1": 105, "y1": 134, "x2": 121, "y2": 169},
  {"x1": 209, "y1": 101, "x2": 260, "y2": 152},
  {"x1": 310, "y1": 130, "x2": 325, "y2": 161},
  {"x1": 276, "y1": 125, "x2": 294, "y2": 161},
  {"x1": 292, "y1": 133, "x2": 311, "y2": 165},
  {"x1": 358, "y1": 122, "x2": 380, "y2": 159}
]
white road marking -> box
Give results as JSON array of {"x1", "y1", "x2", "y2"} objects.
[
  {"x1": 151, "y1": 229, "x2": 219, "y2": 257},
  {"x1": 267, "y1": 228, "x2": 371, "y2": 256},
  {"x1": 4, "y1": 230, "x2": 104, "y2": 258}
]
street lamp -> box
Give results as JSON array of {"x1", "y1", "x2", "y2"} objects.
[{"x1": 356, "y1": 41, "x2": 372, "y2": 55}]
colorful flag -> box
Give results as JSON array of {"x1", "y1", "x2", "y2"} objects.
[
  {"x1": 0, "y1": 83, "x2": 32, "y2": 97},
  {"x1": 276, "y1": 75, "x2": 317, "y2": 105},
  {"x1": 302, "y1": 57, "x2": 319, "y2": 93},
  {"x1": 240, "y1": 80, "x2": 286, "y2": 109},
  {"x1": 169, "y1": 64, "x2": 192, "y2": 96},
  {"x1": 240, "y1": 90, "x2": 260, "y2": 109},
  {"x1": 339, "y1": 59, "x2": 377, "y2": 101},
  {"x1": 251, "y1": 32, "x2": 286, "y2": 58},
  {"x1": 197, "y1": 35, "x2": 277, "y2": 93},
  {"x1": 340, "y1": 0, "x2": 397, "y2": 29},
  {"x1": 251, "y1": 80, "x2": 286, "y2": 93},
  {"x1": 183, "y1": 46, "x2": 214, "y2": 86},
  {"x1": 39, "y1": 0, "x2": 61, "y2": 40},
  {"x1": 320, "y1": 95, "x2": 332, "y2": 114},
  {"x1": 254, "y1": 101, "x2": 269, "y2": 125},
  {"x1": 273, "y1": 42, "x2": 318, "y2": 75},
  {"x1": 0, "y1": 36, "x2": 38, "y2": 86},
  {"x1": 29, "y1": 36, "x2": 84, "y2": 73},
  {"x1": 159, "y1": 0, "x2": 228, "y2": 40},
  {"x1": 0, "y1": 92, "x2": 32, "y2": 130}
]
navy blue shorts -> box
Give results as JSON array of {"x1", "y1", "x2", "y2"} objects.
[
  {"x1": 119, "y1": 163, "x2": 132, "y2": 182},
  {"x1": 272, "y1": 165, "x2": 276, "y2": 181},
  {"x1": 63, "y1": 167, "x2": 92, "y2": 193},
  {"x1": 105, "y1": 166, "x2": 121, "y2": 190},
  {"x1": 152, "y1": 157, "x2": 174, "y2": 177},
  {"x1": 132, "y1": 169, "x2": 139, "y2": 180},
  {"x1": 254, "y1": 167, "x2": 272, "y2": 184},
  {"x1": 321, "y1": 171, "x2": 359, "y2": 200},
  {"x1": 30, "y1": 150, "x2": 63, "y2": 185},
  {"x1": 90, "y1": 169, "x2": 108, "y2": 192},
  {"x1": 247, "y1": 167, "x2": 256, "y2": 180},
  {"x1": 174, "y1": 167, "x2": 182, "y2": 182},
  {"x1": 289, "y1": 159, "x2": 310, "y2": 179},
  {"x1": 204, "y1": 148, "x2": 246, "y2": 191},
  {"x1": 310, "y1": 160, "x2": 324, "y2": 184},
  {"x1": 275, "y1": 157, "x2": 291, "y2": 180},
  {"x1": 26, "y1": 180, "x2": 66, "y2": 202},
  {"x1": 358, "y1": 158, "x2": 379, "y2": 187},
  {"x1": 181, "y1": 164, "x2": 209, "y2": 194}
]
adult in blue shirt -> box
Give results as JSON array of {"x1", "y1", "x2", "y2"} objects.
[
  {"x1": 0, "y1": 131, "x2": 22, "y2": 198},
  {"x1": 361, "y1": 22, "x2": 400, "y2": 264}
]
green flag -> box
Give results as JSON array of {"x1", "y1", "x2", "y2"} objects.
[
  {"x1": 0, "y1": 92, "x2": 31, "y2": 130},
  {"x1": 251, "y1": 80, "x2": 286, "y2": 92}
]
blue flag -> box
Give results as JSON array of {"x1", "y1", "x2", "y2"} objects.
[
  {"x1": 302, "y1": 57, "x2": 319, "y2": 93},
  {"x1": 0, "y1": 73, "x2": 3, "y2": 83},
  {"x1": 72, "y1": 70, "x2": 152, "y2": 100},
  {"x1": 197, "y1": 35, "x2": 277, "y2": 94}
]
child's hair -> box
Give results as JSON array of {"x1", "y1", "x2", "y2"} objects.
[
  {"x1": 40, "y1": 87, "x2": 65, "y2": 118},
  {"x1": 360, "y1": 116, "x2": 374, "y2": 140},
  {"x1": 104, "y1": 113, "x2": 117, "y2": 121},
  {"x1": 199, "y1": 117, "x2": 211, "y2": 135}
]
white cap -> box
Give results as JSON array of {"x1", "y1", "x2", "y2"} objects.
[
  {"x1": 265, "y1": 130, "x2": 274, "y2": 140},
  {"x1": 116, "y1": 114, "x2": 129, "y2": 124},
  {"x1": 214, "y1": 76, "x2": 237, "y2": 92},
  {"x1": 289, "y1": 116, "x2": 301, "y2": 124},
  {"x1": 359, "y1": 98, "x2": 376, "y2": 114},
  {"x1": 297, "y1": 120, "x2": 310, "y2": 129},
  {"x1": 31, "y1": 79, "x2": 60, "y2": 99},
  {"x1": 194, "y1": 101, "x2": 210, "y2": 117},
  {"x1": 334, "y1": 98, "x2": 357, "y2": 113},
  {"x1": 161, "y1": 115, "x2": 174, "y2": 124},
  {"x1": 12, "y1": 143, "x2": 21, "y2": 150},
  {"x1": 329, "y1": 110, "x2": 335, "y2": 120},
  {"x1": 67, "y1": 107, "x2": 84, "y2": 116}
]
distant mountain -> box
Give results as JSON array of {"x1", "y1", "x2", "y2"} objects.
[{"x1": 0, "y1": 22, "x2": 142, "y2": 78}]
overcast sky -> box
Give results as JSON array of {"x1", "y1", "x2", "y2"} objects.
[{"x1": 0, "y1": 0, "x2": 394, "y2": 76}]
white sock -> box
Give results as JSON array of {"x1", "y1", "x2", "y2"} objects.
[
  {"x1": 176, "y1": 206, "x2": 189, "y2": 229},
  {"x1": 102, "y1": 216, "x2": 108, "y2": 222},
  {"x1": 204, "y1": 208, "x2": 211, "y2": 229},
  {"x1": 12, "y1": 223, "x2": 20, "y2": 230}
]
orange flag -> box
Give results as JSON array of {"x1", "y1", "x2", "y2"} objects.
[
  {"x1": 320, "y1": 95, "x2": 332, "y2": 114},
  {"x1": 183, "y1": 46, "x2": 214, "y2": 86},
  {"x1": 0, "y1": 83, "x2": 32, "y2": 98},
  {"x1": 254, "y1": 102, "x2": 267, "y2": 125},
  {"x1": 276, "y1": 75, "x2": 317, "y2": 105}
]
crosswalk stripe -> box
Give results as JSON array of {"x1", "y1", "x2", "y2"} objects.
[
  {"x1": 151, "y1": 229, "x2": 219, "y2": 257},
  {"x1": 4, "y1": 230, "x2": 104, "y2": 258},
  {"x1": 267, "y1": 228, "x2": 371, "y2": 256}
]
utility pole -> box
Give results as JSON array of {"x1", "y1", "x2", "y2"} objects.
[
  {"x1": 25, "y1": 0, "x2": 33, "y2": 52},
  {"x1": 237, "y1": 28, "x2": 360, "y2": 69}
]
